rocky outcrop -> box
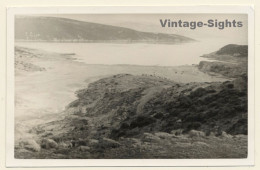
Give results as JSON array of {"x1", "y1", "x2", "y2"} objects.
[
  {"x1": 198, "y1": 44, "x2": 248, "y2": 78},
  {"x1": 198, "y1": 61, "x2": 247, "y2": 78}
]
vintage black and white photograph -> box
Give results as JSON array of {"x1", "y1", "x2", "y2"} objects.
[{"x1": 10, "y1": 10, "x2": 251, "y2": 161}]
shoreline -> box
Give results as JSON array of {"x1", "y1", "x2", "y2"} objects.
[
  {"x1": 14, "y1": 46, "x2": 229, "y2": 151},
  {"x1": 14, "y1": 46, "x2": 248, "y2": 159},
  {"x1": 15, "y1": 41, "x2": 223, "y2": 67}
]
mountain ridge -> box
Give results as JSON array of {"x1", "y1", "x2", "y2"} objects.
[{"x1": 15, "y1": 16, "x2": 195, "y2": 43}]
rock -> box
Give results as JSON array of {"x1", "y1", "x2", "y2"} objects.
[
  {"x1": 88, "y1": 139, "x2": 99, "y2": 145},
  {"x1": 79, "y1": 146, "x2": 90, "y2": 152},
  {"x1": 101, "y1": 138, "x2": 121, "y2": 148},
  {"x1": 208, "y1": 132, "x2": 218, "y2": 138},
  {"x1": 188, "y1": 130, "x2": 205, "y2": 138},
  {"x1": 176, "y1": 119, "x2": 182, "y2": 123},
  {"x1": 220, "y1": 131, "x2": 233, "y2": 139},
  {"x1": 125, "y1": 138, "x2": 142, "y2": 147},
  {"x1": 143, "y1": 133, "x2": 160, "y2": 142},
  {"x1": 17, "y1": 148, "x2": 32, "y2": 153},
  {"x1": 58, "y1": 142, "x2": 69, "y2": 148},
  {"x1": 41, "y1": 138, "x2": 58, "y2": 149},
  {"x1": 154, "y1": 132, "x2": 173, "y2": 139},
  {"x1": 234, "y1": 134, "x2": 247, "y2": 138},
  {"x1": 126, "y1": 138, "x2": 141, "y2": 144},
  {"x1": 193, "y1": 141, "x2": 209, "y2": 147},
  {"x1": 175, "y1": 142, "x2": 192, "y2": 147},
  {"x1": 21, "y1": 139, "x2": 41, "y2": 152},
  {"x1": 170, "y1": 129, "x2": 183, "y2": 136}
]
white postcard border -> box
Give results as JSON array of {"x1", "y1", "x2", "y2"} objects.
[{"x1": 6, "y1": 5, "x2": 255, "y2": 167}]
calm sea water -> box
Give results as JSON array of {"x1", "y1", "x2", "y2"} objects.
[{"x1": 15, "y1": 40, "x2": 233, "y2": 66}]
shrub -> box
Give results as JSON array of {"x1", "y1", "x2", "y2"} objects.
[
  {"x1": 179, "y1": 96, "x2": 192, "y2": 107},
  {"x1": 190, "y1": 88, "x2": 207, "y2": 98},
  {"x1": 227, "y1": 83, "x2": 234, "y2": 89},
  {"x1": 130, "y1": 115, "x2": 156, "y2": 128},
  {"x1": 184, "y1": 122, "x2": 202, "y2": 132}
]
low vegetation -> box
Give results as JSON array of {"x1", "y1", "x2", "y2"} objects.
[{"x1": 15, "y1": 73, "x2": 247, "y2": 159}]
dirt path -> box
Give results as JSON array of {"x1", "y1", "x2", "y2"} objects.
[{"x1": 136, "y1": 85, "x2": 170, "y2": 115}]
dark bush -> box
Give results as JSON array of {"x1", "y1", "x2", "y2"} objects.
[
  {"x1": 184, "y1": 122, "x2": 202, "y2": 133},
  {"x1": 126, "y1": 128, "x2": 141, "y2": 137},
  {"x1": 77, "y1": 140, "x2": 87, "y2": 146},
  {"x1": 130, "y1": 115, "x2": 156, "y2": 128},
  {"x1": 207, "y1": 89, "x2": 217, "y2": 93},
  {"x1": 154, "y1": 112, "x2": 164, "y2": 119},
  {"x1": 179, "y1": 96, "x2": 192, "y2": 107},
  {"x1": 227, "y1": 118, "x2": 248, "y2": 135},
  {"x1": 120, "y1": 121, "x2": 129, "y2": 128},
  {"x1": 190, "y1": 88, "x2": 207, "y2": 98},
  {"x1": 227, "y1": 83, "x2": 234, "y2": 89}
]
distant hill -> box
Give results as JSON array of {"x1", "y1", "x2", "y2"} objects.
[
  {"x1": 15, "y1": 16, "x2": 195, "y2": 43},
  {"x1": 201, "y1": 44, "x2": 248, "y2": 61},
  {"x1": 216, "y1": 44, "x2": 248, "y2": 58},
  {"x1": 199, "y1": 44, "x2": 248, "y2": 78}
]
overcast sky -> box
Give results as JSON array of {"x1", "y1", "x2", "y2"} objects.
[{"x1": 31, "y1": 14, "x2": 248, "y2": 44}]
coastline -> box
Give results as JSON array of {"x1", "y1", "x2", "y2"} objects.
[
  {"x1": 15, "y1": 46, "x2": 233, "y2": 158},
  {"x1": 15, "y1": 46, "x2": 228, "y2": 119}
]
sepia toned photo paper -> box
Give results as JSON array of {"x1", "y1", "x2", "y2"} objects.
[{"x1": 6, "y1": 6, "x2": 254, "y2": 167}]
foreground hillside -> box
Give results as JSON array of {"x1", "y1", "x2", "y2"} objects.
[
  {"x1": 15, "y1": 16, "x2": 194, "y2": 43},
  {"x1": 15, "y1": 73, "x2": 247, "y2": 159}
]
